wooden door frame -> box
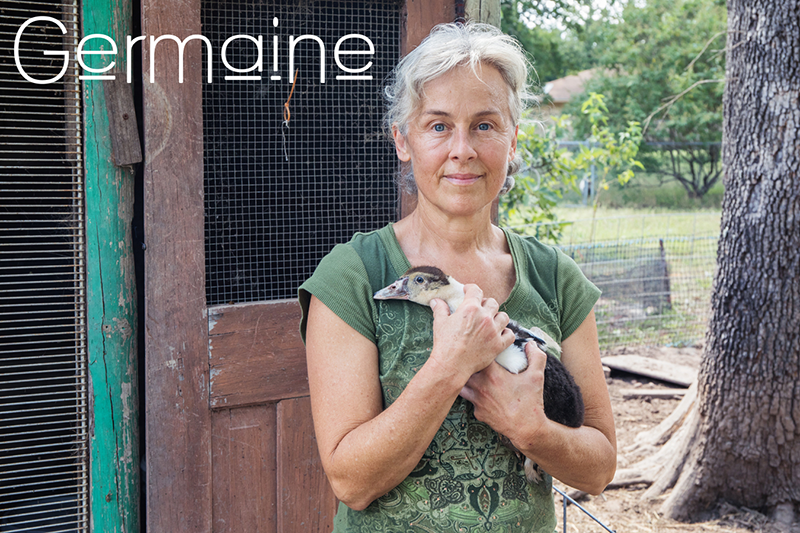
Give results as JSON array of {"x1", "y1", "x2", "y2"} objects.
[{"x1": 143, "y1": 1, "x2": 456, "y2": 530}]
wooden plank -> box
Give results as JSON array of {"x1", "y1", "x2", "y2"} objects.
[
  {"x1": 82, "y1": 0, "x2": 140, "y2": 530},
  {"x1": 464, "y1": 0, "x2": 501, "y2": 26},
  {"x1": 402, "y1": 0, "x2": 454, "y2": 55},
  {"x1": 104, "y1": 76, "x2": 143, "y2": 165},
  {"x1": 142, "y1": 0, "x2": 210, "y2": 527},
  {"x1": 212, "y1": 406, "x2": 278, "y2": 533},
  {"x1": 208, "y1": 301, "x2": 309, "y2": 409},
  {"x1": 620, "y1": 388, "x2": 688, "y2": 399},
  {"x1": 277, "y1": 397, "x2": 338, "y2": 533},
  {"x1": 602, "y1": 355, "x2": 697, "y2": 387}
]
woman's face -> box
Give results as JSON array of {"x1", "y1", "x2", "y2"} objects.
[{"x1": 393, "y1": 64, "x2": 518, "y2": 219}]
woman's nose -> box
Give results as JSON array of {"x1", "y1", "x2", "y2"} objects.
[{"x1": 449, "y1": 128, "x2": 477, "y2": 161}]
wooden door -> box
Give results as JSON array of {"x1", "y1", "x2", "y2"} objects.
[
  {"x1": 142, "y1": 1, "x2": 456, "y2": 532},
  {"x1": 206, "y1": 301, "x2": 333, "y2": 532}
]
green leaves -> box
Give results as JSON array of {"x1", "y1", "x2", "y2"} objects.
[
  {"x1": 577, "y1": 93, "x2": 644, "y2": 193},
  {"x1": 501, "y1": 94, "x2": 644, "y2": 235},
  {"x1": 567, "y1": 0, "x2": 726, "y2": 143},
  {"x1": 500, "y1": 0, "x2": 617, "y2": 83}
]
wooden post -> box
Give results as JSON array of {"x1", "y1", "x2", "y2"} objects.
[
  {"x1": 82, "y1": 0, "x2": 141, "y2": 530},
  {"x1": 141, "y1": 0, "x2": 211, "y2": 528}
]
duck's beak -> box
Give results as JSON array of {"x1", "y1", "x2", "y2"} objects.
[{"x1": 373, "y1": 277, "x2": 410, "y2": 300}]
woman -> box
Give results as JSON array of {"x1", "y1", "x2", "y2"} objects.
[{"x1": 299, "y1": 22, "x2": 616, "y2": 532}]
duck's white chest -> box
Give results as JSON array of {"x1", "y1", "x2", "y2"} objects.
[{"x1": 494, "y1": 345, "x2": 529, "y2": 374}]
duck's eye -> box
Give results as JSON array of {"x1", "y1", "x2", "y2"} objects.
[{"x1": 415, "y1": 276, "x2": 425, "y2": 284}]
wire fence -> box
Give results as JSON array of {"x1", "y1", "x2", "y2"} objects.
[
  {"x1": 508, "y1": 212, "x2": 721, "y2": 350},
  {"x1": 554, "y1": 486, "x2": 616, "y2": 533}
]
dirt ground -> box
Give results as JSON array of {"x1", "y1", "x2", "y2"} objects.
[{"x1": 552, "y1": 345, "x2": 800, "y2": 533}]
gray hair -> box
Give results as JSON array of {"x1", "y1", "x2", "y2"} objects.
[{"x1": 384, "y1": 22, "x2": 532, "y2": 194}]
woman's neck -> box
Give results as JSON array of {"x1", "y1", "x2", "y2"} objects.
[
  {"x1": 397, "y1": 203, "x2": 501, "y2": 260},
  {"x1": 392, "y1": 201, "x2": 516, "y2": 305}
]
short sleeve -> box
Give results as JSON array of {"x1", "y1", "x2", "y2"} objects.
[
  {"x1": 555, "y1": 247, "x2": 601, "y2": 340},
  {"x1": 298, "y1": 243, "x2": 378, "y2": 345}
]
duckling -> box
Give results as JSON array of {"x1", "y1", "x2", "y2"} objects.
[{"x1": 374, "y1": 266, "x2": 585, "y2": 483}]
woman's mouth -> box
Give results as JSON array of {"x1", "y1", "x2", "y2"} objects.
[{"x1": 444, "y1": 173, "x2": 481, "y2": 185}]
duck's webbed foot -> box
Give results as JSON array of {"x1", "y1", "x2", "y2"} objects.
[
  {"x1": 499, "y1": 434, "x2": 544, "y2": 484},
  {"x1": 524, "y1": 458, "x2": 544, "y2": 484}
]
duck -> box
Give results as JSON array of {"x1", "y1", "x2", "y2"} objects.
[{"x1": 374, "y1": 266, "x2": 585, "y2": 483}]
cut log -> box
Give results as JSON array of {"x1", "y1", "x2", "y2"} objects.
[
  {"x1": 601, "y1": 355, "x2": 697, "y2": 387},
  {"x1": 620, "y1": 388, "x2": 687, "y2": 399}
]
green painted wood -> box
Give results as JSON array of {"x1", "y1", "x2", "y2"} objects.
[{"x1": 82, "y1": 0, "x2": 140, "y2": 529}]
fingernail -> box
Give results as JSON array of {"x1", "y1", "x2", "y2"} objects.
[{"x1": 430, "y1": 299, "x2": 437, "y2": 309}]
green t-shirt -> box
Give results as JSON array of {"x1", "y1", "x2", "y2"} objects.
[{"x1": 299, "y1": 224, "x2": 600, "y2": 533}]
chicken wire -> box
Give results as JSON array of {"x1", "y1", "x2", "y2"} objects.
[
  {"x1": 0, "y1": 1, "x2": 88, "y2": 531},
  {"x1": 202, "y1": 0, "x2": 401, "y2": 306},
  {"x1": 509, "y1": 213, "x2": 720, "y2": 349}
]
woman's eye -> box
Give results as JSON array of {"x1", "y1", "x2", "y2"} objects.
[
  {"x1": 433, "y1": 124, "x2": 446, "y2": 132},
  {"x1": 478, "y1": 123, "x2": 491, "y2": 131}
]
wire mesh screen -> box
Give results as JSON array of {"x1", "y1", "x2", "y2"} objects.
[
  {"x1": 0, "y1": 1, "x2": 88, "y2": 531},
  {"x1": 202, "y1": 0, "x2": 401, "y2": 305},
  {"x1": 510, "y1": 213, "x2": 720, "y2": 349}
]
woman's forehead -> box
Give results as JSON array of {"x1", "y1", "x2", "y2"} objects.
[
  {"x1": 424, "y1": 63, "x2": 507, "y2": 96},
  {"x1": 415, "y1": 65, "x2": 513, "y2": 119}
]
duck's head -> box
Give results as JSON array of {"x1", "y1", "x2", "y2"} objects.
[{"x1": 373, "y1": 266, "x2": 465, "y2": 312}]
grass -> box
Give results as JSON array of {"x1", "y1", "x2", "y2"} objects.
[
  {"x1": 500, "y1": 170, "x2": 724, "y2": 350},
  {"x1": 595, "y1": 307, "x2": 709, "y2": 348}
]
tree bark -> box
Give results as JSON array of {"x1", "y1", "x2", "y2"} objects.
[{"x1": 658, "y1": 0, "x2": 800, "y2": 520}]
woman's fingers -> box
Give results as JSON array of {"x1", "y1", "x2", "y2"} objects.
[
  {"x1": 494, "y1": 311, "x2": 510, "y2": 330},
  {"x1": 525, "y1": 341, "x2": 548, "y2": 374},
  {"x1": 430, "y1": 298, "x2": 450, "y2": 317},
  {"x1": 429, "y1": 285, "x2": 514, "y2": 377},
  {"x1": 460, "y1": 345, "x2": 549, "y2": 437},
  {"x1": 462, "y1": 283, "x2": 484, "y2": 303}
]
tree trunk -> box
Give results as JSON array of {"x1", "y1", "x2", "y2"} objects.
[{"x1": 657, "y1": 0, "x2": 800, "y2": 521}]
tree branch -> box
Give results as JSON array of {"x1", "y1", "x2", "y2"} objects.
[
  {"x1": 642, "y1": 79, "x2": 727, "y2": 136},
  {"x1": 685, "y1": 31, "x2": 728, "y2": 72}
]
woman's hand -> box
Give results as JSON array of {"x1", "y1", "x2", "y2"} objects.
[
  {"x1": 457, "y1": 311, "x2": 617, "y2": 495},
  {"x1": 428, "y1": 284, "x2": 516, "y2": 381},
  {"x1": 459, "y1": 341, "x2": 550, "y2": 440}
]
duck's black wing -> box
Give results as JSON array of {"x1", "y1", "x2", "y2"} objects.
[{"x1": 507, "y1": 319, "x2": 585, "y2": 429}]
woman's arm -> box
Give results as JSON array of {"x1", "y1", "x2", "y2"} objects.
[
  {"x1": 305, "y1": 285, "x2": 514, "y2": 510},
  {"x1": 460, "y1": 310, "x2": 616, "y2": 494}
]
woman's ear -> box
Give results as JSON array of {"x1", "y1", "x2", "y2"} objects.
[
  {"x1": 509, "y1": 124, "x2": 518, "y2": 162},
  {"x1": 392, "y1": 125, "x2": 412, "y2": 162}
]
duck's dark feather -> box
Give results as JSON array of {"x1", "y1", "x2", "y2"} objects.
[{"x1": 507, "y1": 320, "x2": 547, "y2": 349}]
